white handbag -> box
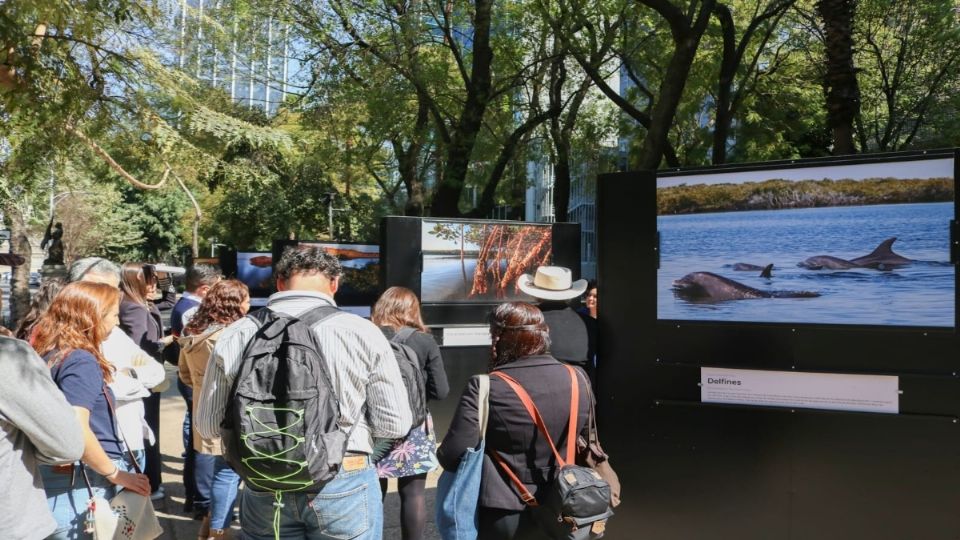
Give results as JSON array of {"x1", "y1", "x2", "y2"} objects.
[
  {"x1": 80, "y1": 466, "x2": 163, "y2": 540},
  {"x1": 109, "y1": 489, "x2": 164, "y2": 540}
]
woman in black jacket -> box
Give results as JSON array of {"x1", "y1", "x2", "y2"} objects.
[
  {"x1": 371, "y1": 286, "x2": 449, "y2": 540},
  {"x1": 437, "y1": 302, "x2": 592, "y2": 540},
  {"x1": 118, "y1": 262, "x2": 175, "y2": 498},
  {"x1": 119, "y1": 263, "x2": 175, "y2": 361}
]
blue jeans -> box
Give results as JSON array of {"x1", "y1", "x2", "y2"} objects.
[
  {"x1": 239, "y1": 464, "x2": 383, "y2": 540},
  {"x1": 210, "y1": 456, "x2": 241, "y2": 529},
  {"x1": 179, "y1": 378, "x2": 207, "y2": 508},
  {"x1": 131, "y1": 449, "x2": 146, "y2": 472},
  {"x1": 195, "y1": 453, "x2": 217, "y2": 511},
  {"x1": 40, "y1": 457, "x2": 130, "y2": 540}
]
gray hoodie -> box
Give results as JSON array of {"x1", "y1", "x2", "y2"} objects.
[{"x1": 0, "y1": 336, "x2": 85, "y2": 540}]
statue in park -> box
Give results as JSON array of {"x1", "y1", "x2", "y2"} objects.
[{"x1": 40, "y1": 219, "x2": 64, "y2": 266}]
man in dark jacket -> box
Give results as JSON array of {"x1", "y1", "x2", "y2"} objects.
[
  {"x1": 166, "y1": 264, "x2": 220, "y2": 516},
  {"x1": 518, "y1": 266, "x2": 596, "y2": 382}
]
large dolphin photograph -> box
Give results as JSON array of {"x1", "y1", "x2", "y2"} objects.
[{"x1": 657, "y1": 156, "x2": 956, "y2": 327}]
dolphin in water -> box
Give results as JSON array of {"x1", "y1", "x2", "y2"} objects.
[
  {"x1": 673, "y1": 270, "x2": 818, "y2": 302},
  {"x1": 849, "y1": 237, "x2": 912, "y2": 269},
  {"x1": 733, "y1": 263, "x2": 774, "y2": 278},
  {"x1": 798, "y1": 238, "x2": 911, "y2": 270},
  {"x1": 797, "y1": 255, "x2": 860, "y2": 270}
]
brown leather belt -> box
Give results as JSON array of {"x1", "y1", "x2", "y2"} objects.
[{"x1": 51, "y1": 464, "x2": 75, "y2": 475}]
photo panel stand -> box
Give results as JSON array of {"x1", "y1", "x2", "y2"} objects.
[
  {"x1": 597, "y1": 152, "x2": 960, "y2": 540},
  {"x1": 381, "y1": 215, "x2": 582, "y2": 439}
]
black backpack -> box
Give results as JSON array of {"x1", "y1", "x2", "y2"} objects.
[
  {"x1": 221, "y1": 305, "x2": 346, "y2": 493},
  {"x1": 387, "y1": 327, "x2": 428, "y2": 430}
]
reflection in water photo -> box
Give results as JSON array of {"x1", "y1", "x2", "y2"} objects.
[{"x1": 421, "y1": 220, "x2": 552, "y2": 303}]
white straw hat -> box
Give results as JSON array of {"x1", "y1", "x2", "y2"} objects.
[{"x1": 517, "y1": 266, "x2": 588, "y2": 301}]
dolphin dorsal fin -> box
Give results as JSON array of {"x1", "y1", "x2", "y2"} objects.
[
  {"x1": 760, "y1": 264, "x2": 773, "y2": 279},
  {"x1": 865, "y1": 237, "x2": 897, "y2": 257}
]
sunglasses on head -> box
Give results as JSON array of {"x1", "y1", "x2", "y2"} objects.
[{"x1": 142, "y1": 264, "x2": 157, "y2": 283}]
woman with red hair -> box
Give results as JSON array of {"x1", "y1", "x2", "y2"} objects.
[
  {"x1": 34, "y1": 281, "x2": 151, "y2": 539},
  {"x1": 179, "y1": 279, "x2": 250, "y2": 539}
]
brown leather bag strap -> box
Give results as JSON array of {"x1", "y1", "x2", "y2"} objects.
[
  {"x1": 490, "y1": 371, "x2": 567, "y2": 467},
  {"x1": 491, "y1": 451, "x2": 540, "y2": 507},
  {"x1": 489, "y1": 365, "x2": 581, "y2": 507},
  {"x1": 563, "y1": 365, "x2": 578, "y2": 465}
]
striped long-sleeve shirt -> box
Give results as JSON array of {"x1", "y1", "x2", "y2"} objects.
[{"x1": 195, "y1": 290, "x2": 413, "y2": 455}]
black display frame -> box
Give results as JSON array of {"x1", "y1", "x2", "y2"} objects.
[
  {"x1": 656, "y1": 149, "x2": 960, "y2": 372},
  {"x1": 271, "y1": 239, "x2": 382, "y2": 308},
  {"x1": 381, "y1": 216, "x2": 582, "y2": 325},
  {"x1": 219, "y1": 249, "x2": 275, "y2": 300},
  {"x1": 596, "y1": 167, "x2": 960, "y2": 540}
]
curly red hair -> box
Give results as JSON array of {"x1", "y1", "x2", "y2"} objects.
[
  {"x1": 184, "y1": 279, "x2": 250, "y2": 336},
  {"x1": 31, "y1": 281, "x2": 119, "y2": 382}
]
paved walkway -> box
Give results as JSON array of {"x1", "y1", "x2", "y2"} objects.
[{"x1": 152, "y1": 366, "x2": 441, "y2": 539}]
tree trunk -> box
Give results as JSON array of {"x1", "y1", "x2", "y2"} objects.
[
  {"x1": 817, "y1": 0, "x2": 860, "y2": 155},
  {"x1": 637, "y1": 38, "x2": 704, "y2": 170},
  {"x1": 6, "y1": 204, "x2": 31, "y2": 328},
  {"x1": 397, "y1": 92, "x2": 430, "y2": 216},
  {"x1": 636, "y1": 0, "x2": 716, "y2": 171},
  {"x1": 713, "y1": 4, "x2": 737, "y2": 165},
  {"x1": 552, "y1": 124, "x2": 572, "y2": 223},
  {"x1": 551, "y1": 76, "x2": 591, "y2": 223},
  {"x1": 430, "y1": 0, "x2": 494, "y2": 217},
  {"x1": 398, "y1": 141, "x2": 426, "y2": 216}
]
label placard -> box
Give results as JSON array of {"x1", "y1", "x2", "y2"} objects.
[
  {"x1": 701, "y1": 367, "x2": 899, "y2": 414},
  {"x1": 442, "y1": 326, "x2": 492, "y2": 347}
]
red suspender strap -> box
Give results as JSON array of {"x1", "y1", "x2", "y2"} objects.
[
  {"x1": 489, "y1": 365, "x2": 581, "y2": 507},
  {"x1": 564, "y1": 364, "x2": 578, "y2": 465}
]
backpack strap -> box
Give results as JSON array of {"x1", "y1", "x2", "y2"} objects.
[
  {"x1": 296, "y1": 304, "x2": 341, "y2": 327},
  {"x1": 489, "y1": 364, "x2": 580, "y2": 507},
  {"x1": 391, "y1": 326, "x2": 417, "y2": 344}
]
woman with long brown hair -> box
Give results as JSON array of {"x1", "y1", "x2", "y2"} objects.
[
  {"x1": 13, "y1": 277, "x2": 65, "y2": 341},
  {"x1": 438, "y1": 302, "x2": 593, "y2": 540},
  {"x1": 34, "y1": 281, "x2": 151, "y2": 539},
  {"x1": 371, "y1": 286, "x2": 449, "y2": 540},
  {"x1": 178, "y1": 279, "x2": 249, "y2": 540},
  {"x1": 118, "y1": 262, "x2": 176, "y2": 499}
]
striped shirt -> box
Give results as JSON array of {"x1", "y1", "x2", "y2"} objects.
[{"x1": 195, "y1": 290, "x2": 412, "y2": 454}]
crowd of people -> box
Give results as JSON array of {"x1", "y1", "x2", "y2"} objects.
[{"x1": 0, "y1": 246, "x2": 602, "y2": 540}]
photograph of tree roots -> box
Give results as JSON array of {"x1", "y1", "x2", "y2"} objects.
[{"x1": 421, "y1": 221, "x2": 553, "y2": 303}]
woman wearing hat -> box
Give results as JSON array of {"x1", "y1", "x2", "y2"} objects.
[{"x1": 518, "y1": 266, "x2": 596, "y2": 383}]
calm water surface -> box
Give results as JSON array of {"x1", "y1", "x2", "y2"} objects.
[{"x1": 657, "y1": 202, "x2": 955, "y2": 327}]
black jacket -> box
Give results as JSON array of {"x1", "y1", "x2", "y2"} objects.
[
  {"x1": 119, "y1": 290, "x2": 175, "y2": 361},
  {"x1": 540, "y1": 304, "x2": 593, "y2": 369},
  {"x1": 380, "y1": 326, "x2": 450, "y2": 401},
  {"x1": 437, "y1": 355, "x2": 592, "y2": 511}
]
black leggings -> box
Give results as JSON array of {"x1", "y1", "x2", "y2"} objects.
[
  {"x1": 143, "y1": 392, "x2": 161, "y2": 491},
  {"x1": 380, "y1": 474, "x2": 427, "y2": 540}
]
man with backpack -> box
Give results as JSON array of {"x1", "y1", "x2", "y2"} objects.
[{"x1": 195, "y1": 246, "x2": 413, "y2": 540}]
